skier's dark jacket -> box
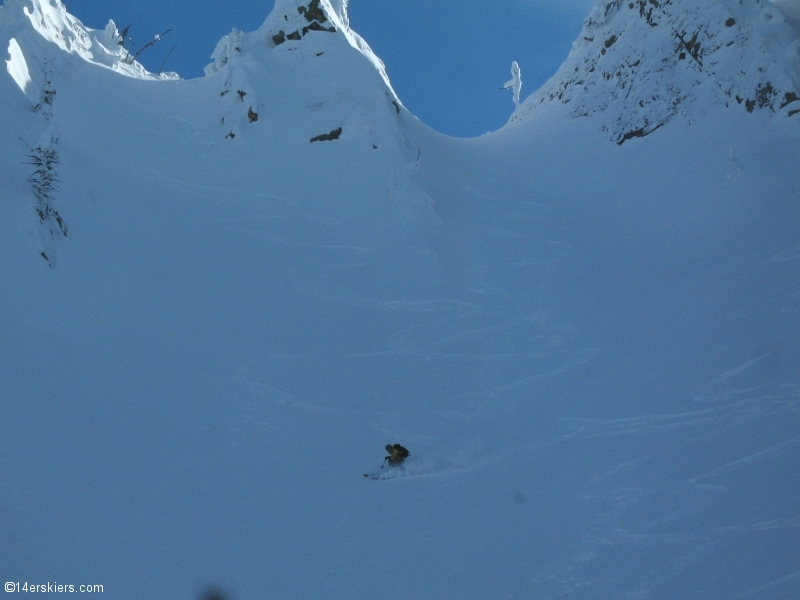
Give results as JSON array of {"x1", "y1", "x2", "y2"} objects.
[{"x1": 385, "y1": 444, "x2": 410, "y2": 465}]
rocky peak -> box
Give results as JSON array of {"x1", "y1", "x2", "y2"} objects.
[
  {"x1": 268, "y1": 0, "x2": 337, "y2": 47},
  {"x1": 259, "y1": 0, "x2": 399, "y2": 98},
  {"x1": 511, "y1": 0, "x2": 800, "y2": 143},
  {"x1": 203, "y1": 0, "x2": 396, "y2": 99}
]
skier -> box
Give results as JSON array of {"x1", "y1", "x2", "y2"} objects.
[{"x1": 385, "y1": 443, "x2": 410, "y2": 466}]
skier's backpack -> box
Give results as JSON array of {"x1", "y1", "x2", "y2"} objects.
[{"x1": 392, "y1": 444, "x2": 410, "y2": 459}]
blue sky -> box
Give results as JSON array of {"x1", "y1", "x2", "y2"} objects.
[{"x1": 62, "y1": 0, "x2": 595, "y2": 136}]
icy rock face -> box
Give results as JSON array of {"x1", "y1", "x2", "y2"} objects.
[
  {"x1": 204, "y1": 1, "x2": 344, "y2": 75},
  {"x1": 511, "y1": 0, "x2": 800, "y2": 143},
  {"x1": 254, "y1": 0, "x2": 399, "y2": 99},
  {"x1": 266, "y1": 0, "x2": 337, "y2": 47}
]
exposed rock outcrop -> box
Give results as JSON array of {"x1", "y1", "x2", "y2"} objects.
[{"x1": 511, "y1": 0, "x2": 800, "y2": 143}]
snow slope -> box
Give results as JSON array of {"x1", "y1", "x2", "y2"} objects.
[{"x1": 1, "y1": 0, "x2": 799, "y2": 598}]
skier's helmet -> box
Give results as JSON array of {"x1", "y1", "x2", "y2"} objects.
[{"x1": 385, "y1": 444, "x2": 393, "y2": 453}]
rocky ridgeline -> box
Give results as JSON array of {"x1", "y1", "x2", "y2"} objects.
[
  {"x1": 512, "y1": 0, "x2": 800, "y2": 144},
  {"x1": 270, "y1": 0, "x2": 336, "y2": 47}
]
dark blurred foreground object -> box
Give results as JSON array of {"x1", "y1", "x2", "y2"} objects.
[{"x1": 199, "y1": 585, "x2": 229, "y2": 600}]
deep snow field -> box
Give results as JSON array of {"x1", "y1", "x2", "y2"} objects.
[{"x1": 2, "y1": 0, "x2": 800, "y2": 598}]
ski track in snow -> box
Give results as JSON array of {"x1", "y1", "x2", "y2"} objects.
[
  {"x1": 689, "y1": 435, "x2": 800, "y2": 482},
  {"x1": 734, "y1": 570, "x2": 800, "y2": 598},
  {"x1": 715, "y1": 516, "x2": 800, "y2": 535},
  {"x1": 365, "y1": 453, "x2": 499, "y2": 483}
]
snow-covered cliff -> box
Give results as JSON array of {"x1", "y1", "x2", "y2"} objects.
[{"x1": 511, "y1": 0, "x2": 800, "y2": 143}]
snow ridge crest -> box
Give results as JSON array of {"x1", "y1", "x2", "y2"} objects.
[
  {"x1": 511, "y1": 0, "x2": 800, "y2": 143},
  {"x1": 2, "y1": 0, "x2": 176, "y2": 80},
  {"x1": 205, "y1": 0, "x2": 398, "y2": 100}
]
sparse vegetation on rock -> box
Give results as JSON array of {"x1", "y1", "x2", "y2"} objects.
[{"x1": 26, "y1": 145, "x2": 67, "y2": 237}]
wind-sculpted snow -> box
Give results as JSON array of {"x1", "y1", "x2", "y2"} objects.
[
  {"x1": 511, "y1": 0, "x2": 800, "y2": 143},
  {"x1": 1, "y1": 0, "x2": 799, "y2": 598},
  {"x1": 1, "y1": 0, "x2": 176, "y2": 81},
  {"x1": 773, "y1": 0, "x2": 800, "y2": 25}
]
